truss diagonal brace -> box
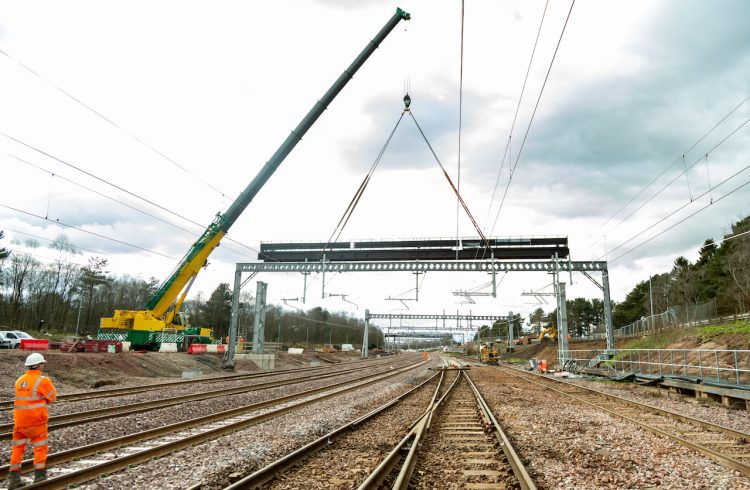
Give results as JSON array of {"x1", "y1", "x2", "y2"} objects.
[{"x1": 580, "y1": 270, "x2": 604, "y2": 291}]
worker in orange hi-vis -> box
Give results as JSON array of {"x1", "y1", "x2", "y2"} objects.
[
  {"x1": 423, "y1": 351, "x2": 428, "y2": 361},
  {"x1": 8, "y1": 353, "x2": 57, "y2": 488}
]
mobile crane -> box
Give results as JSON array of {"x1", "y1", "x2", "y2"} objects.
[{"x1": 100, "y1": 8, "x2": 411, "y2": 350}]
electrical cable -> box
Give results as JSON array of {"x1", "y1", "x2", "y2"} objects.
[
  {"x1": 489, "y1": 0, "x2": 575, "y2": 237},
  {"x1": 0, "y1": 202, "x2": 176, "y2": 259},
  {"x1": 595, "y1": 95, "x2": 750, "y2": 233},
  {"x1": 595, "y1": 115, "x2": 749, "y2": 242},
  {"x1": 2, "y1": 246, "x2": 90, "y2": 268},
  {"x1": 0, "y1": 48, "x2": 231, "y2": 201},
  {"x1": 456, "y1": 0, "x2": 466, "y2": 259},
  {"x1": 0, "y1": 226, "x2": 106, "y2": 256},
  {"x1": 485, "y1": 0, "x2": 549, "y2": 228},
  {"x1": 3, "y1": 134, "x2": 284, "y2": 264},
  {"x1": 604, "y1": 161, "x2": 750, "y2": 262}
]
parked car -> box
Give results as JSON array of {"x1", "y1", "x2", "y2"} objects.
[{"x1": 0, "y1": 331, "x2": 35, "y2": 349}]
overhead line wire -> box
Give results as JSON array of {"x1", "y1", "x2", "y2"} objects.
[
  {"x1": 0, "y1": 225, "x2": 106, "y2": 256},
  {"x1": 0, "y1": 202, "x2": 176, "y2": 259},
  {"x1": 0, "y1": 48, "x2": 231, "y2": 201},
  {"x1": 603, "y1": 160, "x2": 750, "y2": 262},
  {"x1": 609, "y1": 175, "x2": 750, "y2": 264},
  {"x1": 489, "y1": 0, "x2": 575, "y2": 237},
  {"x1": 596, "y1": 95, "x2": 750, "y2": 232},
  {"x1": 597, "y1": 115, "x2": 750, "y2": 241},
  {"x1": 456, "y1": 0, "x2": 465, "y2": 258},
  {"x1": 3, "y1": 134, "x2": 282, "y2": 264},
  {"x1": 485, "y1": 0, "x2": 549, "y2": 229}
]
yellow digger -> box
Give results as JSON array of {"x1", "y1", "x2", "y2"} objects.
[
  {"x1": 480, "y1": 342, "x2": 499, "y2": 365},
  {"x1": 539, "y1": 327, "x2": 558, "y2": 342}
]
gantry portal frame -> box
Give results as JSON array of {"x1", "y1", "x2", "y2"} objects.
[
  {"x1": 366, "y1": 312, "x2": 510, "y2": 356},
  {"x1": 223, "y1": 256, "x2": 614, "y2": 368}
]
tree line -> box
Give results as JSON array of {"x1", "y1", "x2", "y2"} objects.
[{"x1": 0, "y1": 232, "x2": 382, "y2": 346}]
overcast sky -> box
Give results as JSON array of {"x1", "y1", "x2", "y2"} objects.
[{"x1": 1, "y1": 0, "x2": 748, "y2": 330}]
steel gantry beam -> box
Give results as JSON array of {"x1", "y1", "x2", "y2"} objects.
[
  {"x1": 365, "y1": 313, "x2": 509, "y2": 322},
  {"x1": 237, "y1": 260, "x2": 607, "y2": 274}
]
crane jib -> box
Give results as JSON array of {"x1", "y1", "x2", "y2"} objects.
[{"x1": 137, "y1": 8, "x2": 410, "y2": 321}]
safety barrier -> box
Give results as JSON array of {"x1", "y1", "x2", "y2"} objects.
[
  {"x1": 187, "y1": 344, "x2": 226, "y2": 354},
  {"x1": 20, "y1": 339, "x2": 49, "y2": 350},
  {"x1": 565, "y1": 348, "x2": 750, "y2": 387}
]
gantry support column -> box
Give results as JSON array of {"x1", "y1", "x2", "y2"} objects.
[
  {"x1": 603, "y1": 269, "x2": 615, "y2": 350},
  {"x1": 223, "y1": 268, "x2": 243, "y2": 370},
  {"x1": 558, "y1": 282, "x2": 570, "y2": 367},
  {"x1": 362, "y1": 309, "x2": 370, "y2": 359},
  {"x1": 252, "y1": 281, "x2": 268, "y2": 354},
  {"x1": 508, "y1": 310, "x2": 515, "y2": 352}
]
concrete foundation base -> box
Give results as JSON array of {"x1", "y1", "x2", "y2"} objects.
[{"x1": 236, "y1": 353, "x2": 275, "y2": 370}]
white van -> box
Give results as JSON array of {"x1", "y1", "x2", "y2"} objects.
[{"x1": 0, "y1": 331, "x2": 34, "y2": 349}]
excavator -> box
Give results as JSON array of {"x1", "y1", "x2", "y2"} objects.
[
  {"x1": 479, "y1": 342, "x2": 499, "y2": 365},
  {"x1": 99, "y1": 8, "x2": 411, "y2": 350},
  {"x1": 539, "y1": 327, "x2": 558, "y2": 342}
]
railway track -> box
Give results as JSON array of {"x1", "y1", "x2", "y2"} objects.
[
  {"x1": 361, "y1": 368, "x2": 535, "y2": 490},
  {"x1": 0, "y1": 358, "x2": 427, "y2": 489},
  {"x1": 0, "y1": 355, "x2": 397, "y2": 411},
  {"x1": 496, "y1": 364, "x2": 750, "y2": 478},
  {"x1": 0, "y1": 359, "x2": 407, "y2": 438},
  {"x1": 222, "y1": 370, "x2": 445, "y2": 488}
]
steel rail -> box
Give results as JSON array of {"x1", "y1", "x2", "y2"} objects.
[
  {"x1": 464, "y1": 371, "x2": 536, "y2": 490},
  {"x1": 357, "y1": 368, "x2": 461, "y2": 489},
  {"x1": 0, "y1": 355, "x2": 397, "y2": 410},
  {"x1": 497, "y1": 365, "x2": 750, "y2": 477},
  {"x1": 0, "y1": 358, "x2": 425, "y2": 480},
  {"x1": 223, "y1": 371, "x2": 442, "y2": 489},
  {"x1": 0, "y1": 361, "x2": 400, "y2": 438}
]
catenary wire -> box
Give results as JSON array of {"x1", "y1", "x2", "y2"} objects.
[
  {"x1": 603, "y1": 161, "x2": 750, "y2": 262},
  {"x1": 595, "y1": 115, "x2": 750, "y2": 245},
  {"x1": 595, "y1": 95, "x2": 750, "y2": 232},
  {"x1": 485, "y1": 0, "x2": 549, "y2": 229},
  {"x1": 589, "y1": 113, "x2": 750, "y2": 249},
  {"x1": 608, "y1": 174, "x2": 750, "y2": 264},
  {"x1": 3, "y1": 134, "x2": 285, "y2": 265},
  {"x1": 0, "y1": 203, "x2": 176, "y2": 260},
  {"x1": 489, "y1": 0, "x2": 575, "y2": 237},
  {"x1": 0, "y1": 48, "x2": 231, "y2": 201},
  {"x1": 0, "y1": 226, "x2": 106, "y2": 256},
  {"x1": 456, "y1": 0, "x2": 466, "y2": 258}
]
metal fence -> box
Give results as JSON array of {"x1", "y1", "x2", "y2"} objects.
[
  {"x1": 573, "y1": 300, "x2": 748, "y2": 341},
  {"x1": 564, "y1": 348, "x2": 750, "y2": 387}
]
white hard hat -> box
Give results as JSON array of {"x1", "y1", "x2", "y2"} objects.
[{"x1": 25, "y1": 353, "x2": 46, "y2": 367}]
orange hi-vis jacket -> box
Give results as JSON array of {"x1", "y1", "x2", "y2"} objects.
[{"x1": 13, "y1": 370, "x2": 57, "y2": 428}]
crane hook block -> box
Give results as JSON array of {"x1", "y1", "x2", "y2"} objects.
[{"x1": 403, "y1": 93, "x2": 411, "y2": 111}]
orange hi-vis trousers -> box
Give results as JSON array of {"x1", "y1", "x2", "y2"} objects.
[{"x1": 10, "y1": 424, "x2": 48, "y2": 472}]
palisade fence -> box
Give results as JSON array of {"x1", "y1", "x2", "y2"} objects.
[
  {"x1": 574, "y1": 299, "x2": 749, "y2": 341},
  {"x1": 563, "y1": 348, "x2": 750, "y2": 387}
]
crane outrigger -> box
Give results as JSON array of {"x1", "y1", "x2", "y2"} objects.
[{"x1": 100, "y1": 8, "x2": 411, "y2": 349}]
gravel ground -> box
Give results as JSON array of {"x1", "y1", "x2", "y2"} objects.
[
  {"x1": 0, "y1": 357, "x2": 397, "y2": 425},
  {"x1": 561, "y1": 374, "x2": 750, "y2": 433},
  {"x1": 0, "y1": 356, "x2": 420, "y2": 465},
  {"x1": 78, "y1": 361, "x2": 438, "y2": 489},
  {"x1": 267, "y1": 370, "x2": 440, "y2": 489},
  {"x1": 471, "y1": 366, "x2": 750, "y2": 490},
  {"x1": 412, "y1": 375, "x2": 517, "y2": 489}
]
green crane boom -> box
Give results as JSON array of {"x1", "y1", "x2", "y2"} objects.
[{"x1": 100, "y1": 8, "x2": 411, "y2": 345}]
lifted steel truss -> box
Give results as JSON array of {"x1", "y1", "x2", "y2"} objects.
[
  {"x1": 229, "y1": 257, "x2": 615, "y2": 362},
  {"x1": 238, "y1": 259, "x2": 607, "y2": 273}
]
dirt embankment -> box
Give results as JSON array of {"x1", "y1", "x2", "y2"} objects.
[
  {"x1": 0, "y1": 349, "x2": 365, "y2": 399},
  {"x1": 501, "y1": 321, "x2": 750, "y2": 366}
]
